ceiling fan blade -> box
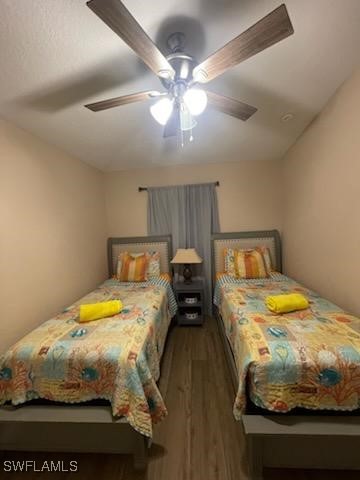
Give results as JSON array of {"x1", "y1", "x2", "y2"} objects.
[
  {"x1": 206, "y1": 91, "x2": 257, "y2": 121},
  {"x1": 85, "y1": 90, "x2": 161, "y2": 112},
  {"x1": 87, "y1": 0, "x2": 175, "y2": 80},
  {"x1": 193, "y1": 4, "x2": 294, "y2": 83},
  {"x1": 163, "y1": 108, "x2": 179, "y2": 137}
]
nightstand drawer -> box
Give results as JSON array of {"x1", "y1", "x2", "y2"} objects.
[
  {"x1": 178, "y1": 311, "x2": 203, "y2": 326},
  {"x1": 177, "y1": 292, "x2": 202, "y2": 307}
]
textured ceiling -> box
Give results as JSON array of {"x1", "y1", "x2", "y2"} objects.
[{"x1": 1, "y1": 0, "x2": 359, "y2": 171}]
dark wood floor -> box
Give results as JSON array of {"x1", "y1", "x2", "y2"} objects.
[{"x1": 0, "y1": 317, "x2": 358, "y2": 479}]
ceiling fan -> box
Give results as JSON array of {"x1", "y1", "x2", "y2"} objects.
[{"x1": 85, "y1": 0, "x2": 294, "y2": 142}]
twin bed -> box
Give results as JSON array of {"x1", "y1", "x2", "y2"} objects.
[
  {"x1": 1, "y1": 230, "x2": 360, "y2": 477},
  {"x1": 0, "y1": 235, "x2": 175, "y2": 469},
  {"x1": 212, "y1": 230, "x2": 360, "y2": 478}
]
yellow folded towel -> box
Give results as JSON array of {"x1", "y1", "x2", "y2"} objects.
[
  {"x1": 266, "y1": 293, "x2": 309, "y2": 314},
  {"x1": 79, "y1": 300, "x2": 122, "y2": 323}
]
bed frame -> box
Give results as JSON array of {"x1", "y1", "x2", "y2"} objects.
[
  {"x1": 212, "y1": 230, "x2": 360, "y2": 479},
  {"x1": 0, "y1": 235, "x2": 172, "y2": 470}
]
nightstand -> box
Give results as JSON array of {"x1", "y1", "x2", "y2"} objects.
[{"x1": 173, "y1": 279, "x2": 204, "y2": 326}]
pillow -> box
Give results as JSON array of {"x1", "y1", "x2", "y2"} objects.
[
  {"x1": 234, "y1": 249, "x2": 269, "y2": 279},
  {"x1": 118, "y1": 252, "x2": 148, "y2": 282},
  {"x1": 116, "y1": 251, "x2": 160, "y2": 280},
  {"x1": 256, "y1": 246, "x2": 273, "y2": 272},
  {"x1": 146, "y1": 251, "x2": 161, "y2": 278},
  {"x1": 224, "y1": 246, "x2": 273, "y2": 276},
  {"x1": 224, "y1": 248, "x2": 236, "y2": 276}
]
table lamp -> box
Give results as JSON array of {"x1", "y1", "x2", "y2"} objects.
[{"x1": 171, "y1": 248, "x2": 203, "y2": 284}]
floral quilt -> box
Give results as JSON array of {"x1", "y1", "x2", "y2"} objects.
[
  {"x1": 214, "y1": 274, "x2": 360, "y2": 418},
  {"x1": 0, "y1": 278, "x2": 177, "y2": 437}
]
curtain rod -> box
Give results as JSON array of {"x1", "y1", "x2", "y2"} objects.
[{"x1": 138, "y1": 181, "x2": 220, "y2": 192}]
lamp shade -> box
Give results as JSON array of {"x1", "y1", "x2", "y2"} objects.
[
  {"x1": 150, "y1": 97, "x2": 173, "y2": 125},
  {"x1": 171, "y1": 248, "x2": 203, "y2": 264},
  {"x1": 183, "y1": 88, "x2": 208, "y2": 116}
]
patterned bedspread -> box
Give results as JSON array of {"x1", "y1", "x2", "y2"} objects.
[
  {"x1": 214, "y1": 274, "x2": 360, "y2": 418},
  {"x1": 0, "y1": 277, "x2": 177, "y2": 438}
]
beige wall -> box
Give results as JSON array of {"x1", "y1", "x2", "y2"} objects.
[
  {"x1": 105, "y1": 160, "x2": 283, "y2": 237},
  {"x1": 0, "y1": 119, "x2": 107, "y2": 352},
  {"x1": 106, "y1": 162, "x2": 281, "y2": 236},
  {"x1": 282, "y1": 68, "x2": 360, "y2": 315}
]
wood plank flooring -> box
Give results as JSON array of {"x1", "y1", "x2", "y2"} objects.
[{"x1": 0, "y1": 317, "x2": 359, "y2": 479}]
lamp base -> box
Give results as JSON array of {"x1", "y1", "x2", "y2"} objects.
[{"x1": 183, "y1": 264, "x2": 193, "y2": 284}]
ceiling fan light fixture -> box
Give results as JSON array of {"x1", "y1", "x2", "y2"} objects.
[
  {"x1": 150, "y1": 97, "x2": 174, "y2": 125},
  {"x1": 183, "y1": 88, "x2": 208, "y2": 116}
]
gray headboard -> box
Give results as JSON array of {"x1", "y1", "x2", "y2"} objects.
[
  {"x1": 211, "y1": 230, "x2": 282, "y2": 277},
  {"x1": 107, "y1": 235, "x2": 172, "y2": 277}
]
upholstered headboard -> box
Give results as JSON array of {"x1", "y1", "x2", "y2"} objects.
[
  {"x1": 211, "y1": 230, "x2": 282, "y2": 277},
  {"x1": 107, "y1": 235, "x2": 172, "y2": 277}
]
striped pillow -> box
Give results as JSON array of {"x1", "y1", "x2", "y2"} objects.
[
  {"x1": 116, "y1": 251, "x2": 160, "y2": 280},
  {"x1": 118, "y1": 252, "x2": 148, "y2": 282},
  {"x1": 234, "y1": 249, "x2": 269, "y2": 279},
  {"x1": 256, "y1": 246, "x2": 273, "y2": 272},
  {"x1": 224, "y1": 246, "x2": 273, "y2": 276}
]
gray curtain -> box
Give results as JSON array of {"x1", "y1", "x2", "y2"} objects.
[{"x1": 147, "y1": 183, "x2": 220, "y2": 314}]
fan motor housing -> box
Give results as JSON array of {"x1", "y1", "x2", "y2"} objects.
[{"x1": 160, "y1": 32, "x2": 197, "y2": 90}]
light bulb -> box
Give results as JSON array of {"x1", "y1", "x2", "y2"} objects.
[
  {"x1": 183, "y1": 88, "x2": 208, "y2": 116},
  {"x1": 150, "y1": 98, "x2": 173, "y2": 125}
]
